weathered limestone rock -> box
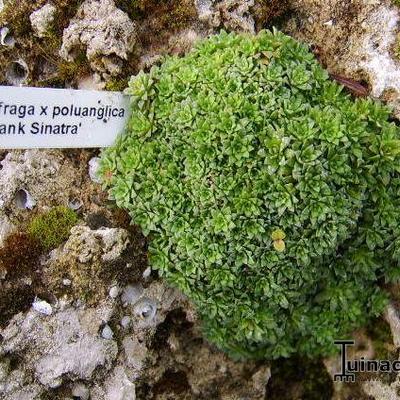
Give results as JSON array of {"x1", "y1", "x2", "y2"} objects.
[
  {"x1": 195, "y1": 0, "x2": 255, "y2": 33},
  {"x1": 0, "y1": 302, "x2": 117, "y2": 392},
  {"x1": 30, "y1": 3, "x2": 57, "y2": 38},
  {"x1": 60, "y1": 0, "x2": 137, "y2": 76},
  {"x1": 284, "y1": 0, "x2": 400, "y2": 118}
]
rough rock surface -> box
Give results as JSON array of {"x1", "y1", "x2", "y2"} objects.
[
  {"x1": 195, "y1": 0, "x2": 256, "y2": 33},
  {"x1": 385, "y1": 303, "x2": 400, "y2": 348},
  {"x1": 363, "y1": 380, "x2": 399, "y2": 400},
  {"x1": 0, "y1": 150, "x2": 101, "y2": 226},
  {"x1": 361, "y1": 304, "x2": 400, "y2": 399},
  {"x1": 0, "y1": 210, "x2": 271, "y2": 399},
  {"x1": 60, "y1": 0, "x2": 137, "y2": 76},
  {"x1": 0, "y1": 151, "x2": 76, "y2": 219},
  {"x1": 0, "y1": 215, "x2": 13, "y2": 247},
  {"x1": 42, "y1": 223, "x2": 146, "y2": 304},
  {"x1": 29, "y1": 3, "x2": 57, "y2": 38},
  {"x1": 284, "y1": 0, "x2": 400, "y2": 117},
  {"x1": 0, "y1": 263, "x2": 271, "y2": 399},
  {"x1": 0, "y1": 302, "x2": 117, "y2": 396},
  {"x1": 77, "y1": 74, "x2": 106, "y2": 90},
  {"x1": 0, "y1": 150, "x2": 57, "y2": 211},
  {"x1": 62, "y1": 225, "x2": 130, "y2": 263},
  {"x1": 324, "y1": 331, "x2": 376, "y2": 400},
  {"x1": 0, "y1": 149, "x2": 110, "y2": 332}
]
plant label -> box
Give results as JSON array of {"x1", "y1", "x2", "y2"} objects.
[{"x1": 0, "y1": 86, "x2": 130, "y2": 149}]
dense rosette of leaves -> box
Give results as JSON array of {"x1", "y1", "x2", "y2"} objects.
[{"x1": 100, "y1": 30, "x2": 400, "y2": 359}]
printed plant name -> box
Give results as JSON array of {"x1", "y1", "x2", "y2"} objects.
[{"x1": 0, "y1": 101, "x2": 126, "y2": 136}]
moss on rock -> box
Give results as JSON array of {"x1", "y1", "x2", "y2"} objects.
[
  {"x1": 0, "y1": 231, "x2": 43, "y2": 327},
  {"x1": 105, "y1": 77, "x2": 129, "y2": 92},
  {"x1": 28, "y1": 206, "x2": 78, "y2": 251},
  {"x1": 0, "y1": 232, "x2": 42, "y2": 279}
]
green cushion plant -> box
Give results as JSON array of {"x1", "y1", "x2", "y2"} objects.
[{"x1": 99, "y1": 30, "x2": 400, "y2": 359}]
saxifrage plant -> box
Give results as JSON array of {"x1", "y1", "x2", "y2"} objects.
[{"x1": 99, "y1": 30, "x2": 400, "y2": 359}]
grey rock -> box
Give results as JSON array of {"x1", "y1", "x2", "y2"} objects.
[
  {"x1": 104, "y1": 366, "x2": 136, "y2": 400},
  {"x1": 102, "y1": 324, "x2": 114, "y2": 340},
  {"x1": 5, "y1": 59, "x2": 28, "y2": 86},
  {"x1": 0, "y1": 150, "x2": 73, "y2": 223},
  {"x1": 0, "y1": 215, "x2": 14, "y2": 247},
  {"x1": 195, "y1": 0, "x2": 255, "y2": 33},
  {"x1": 109, "y1": 286, "x2": 120, "y2": 299},
  {"x1": 385, "y1": 303, "x2": 400, "y2": 348},
  {"x1": 142, "y1": 267, "x2": 152, "y2": 280},
  {"x1": 32, "y1": 298, "x2": 53, "y2": 316},
  {"x1": 68, "y1": 198, "x2": 83, "y2": 210},
  {"x1": 88, "y1": 157, "x2": 101, "y2": 183},
  {"x1": 120, "y1": 316, "x2": 131, "y2": 329},
  {"x1": 121, "y1": 285, "x2": 143, "y2": 306},
  {"x1": 0, "y1": 303, "x2": 117, "y2": 389},
  {"x1": 0, "y1": 27, "x2": 15, "y2": 47},
  {"x1": 60, "y1": 225, "x2": 130, "y2": 264},
  {"x1": 284, "y1": 0, "x2": 400, "y2": 119},
  {"x1": 60, "y1": 0, "x2": 137, "y2": 76},
  {"x1": 30, "y1": 3, "x2": 56, "y2": 38},
  {"x1": 72, "y1": 383, "x2": 90, "y2": 400},
  {"x1": 133, "y1": 297, "x2": 157, "y2": 322},
  {"x1": 14, "y1": 188, "x2": 36, "y2": 210}
]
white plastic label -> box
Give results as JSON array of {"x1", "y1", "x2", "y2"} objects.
[{"x1": 0, "y1": 86, "x2": 130, "y2": 149}]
